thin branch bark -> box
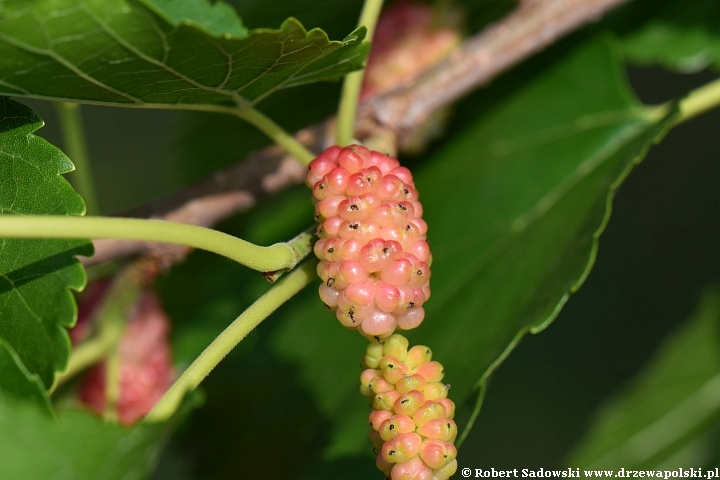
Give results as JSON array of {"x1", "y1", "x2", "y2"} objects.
[
  {"x1": 84, "y1": 0, "x2": 630, "y2": 269},
  {"x1": 357, "y1": 0, "x2": 632, "y2": 146}
]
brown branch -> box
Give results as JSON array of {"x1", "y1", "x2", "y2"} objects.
[
  {"x1": 357, "y1": 0, "x2": 632, "y2": 147},
  {"x1": 84, "y1": 0, "x2": 630, "y2": 269}
]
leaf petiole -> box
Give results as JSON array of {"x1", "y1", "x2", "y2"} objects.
[
  {"x1": 54, "y1": 102, "x2": 101, "y2": 216},
  {"x1": 233, "y1": 103, "x2": 316, "y2": 165},
  {"x1": 0, "y1": 216, "x2": 298, "y2": 272},
  {"x1": 103, "y1": 342, "x2": 122, "y2": 423}
]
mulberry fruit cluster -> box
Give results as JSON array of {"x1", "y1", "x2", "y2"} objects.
[
  {"x1": 361, "y1": 334, "x2": 457, "y2": 480},
  {"x1": 306, "y1": 145, "x2": 431, "y2": 341}
]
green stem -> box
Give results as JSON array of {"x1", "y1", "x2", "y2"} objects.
[
  {"x1": 144, "y1": 260, "x2": 317, "y2": 423},
  {"x1": 456, "y1": 382, "x2": 487, "y2": 449},
  {"x1": 104, "y1": 343, "x2": 122, "y2": 423},
  {"x1": 234, "y1": 105, "x2": 315, "y2": 165},
  {"x1": 675, "y1": 75, "x2": 720, "y2": 125},
  {"x1": 336, "y1": 0, "x2": 385, "y2": 146},
  {"x1": 263, "y1": 226, "x2": 316, "y2": 283},
  {"x1": 54, "y1": 102, "x2": 101, "y2": 216},
  {"x1": 645, "y1": 76, "x2": 720, "y2": 125},
  {"x1": 0, "y1": 216, "x2": 296, "y2": 272}
]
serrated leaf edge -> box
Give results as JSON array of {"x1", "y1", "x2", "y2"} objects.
[{"x1": 0, "y1": 7, "x2": 368, "y2": 109}]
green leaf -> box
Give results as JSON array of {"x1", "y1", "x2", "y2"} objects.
[
  {"x1": 0, "y1": 0, "x2": 368, "y2": 108},
  {"x1": 140, "y1": 0, "x2": 247, "y2": 37},
  {"x1": 620, "y1": 0, "x2": 720, "y2": 72},
  {"x1": 0, "y1": 97, "x2": 92, "y2": 388},
  {"x1": 0, "y1": 399, "x2": 168, "y2": 480},
  {"x1": 566, "y1": 288, "x2": 720, "y2": 468},
  {"x1": 0, "y1": 340, "x2": 53, "y2": 414},
  {"x1": 411, "y1": 38, "x2": 676, "y2": 405}
]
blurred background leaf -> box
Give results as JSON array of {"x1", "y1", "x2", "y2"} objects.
[
  {"x1": 0, "y1": 398, "x2": 173, "y2": 480},
  {"x1": 458, "y1": 64, "x2": 720, "y2": 468},
  {"x1": 617, "y1": 0, "x2": 720, "y2": 73},
  {"x1": 567, "y1": 287, "x2": 720, "y2": 469},
  {"x1": 408, "y1": 36, "x2": 673, "y2": 406}
]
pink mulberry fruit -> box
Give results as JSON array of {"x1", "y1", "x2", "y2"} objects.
[
  {"x1": 306, "y1": 145, "x2": 431, "y2": 341},
  {"x1": 360, "y1": 0, "x2": 461, "y2": 101},
  {"x1": 79, "y1": 290, "x2": 175, "y2": 425},
  {"x1": 361, "y1": 334, "x2": 458, "y2": 479}
]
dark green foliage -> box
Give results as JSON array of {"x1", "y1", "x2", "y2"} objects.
[
  {"x1": 620, "y1": 0, "x2": 720, "y2": 72},
  {"x1": 0, "y1": 0, "x2": 368, "y2": 107},
  {"x1": 0, "y1": 399, "x2": 169, "y2": 480}
]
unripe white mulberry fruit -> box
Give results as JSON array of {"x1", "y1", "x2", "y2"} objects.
[
  {"x1": 306, "y1": 145, "x2": 431, "y2": 341},
  {"x1": 361, "y1": 334, "x2": 458, "y2": 479}
]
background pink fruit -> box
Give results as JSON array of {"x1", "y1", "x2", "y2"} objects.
[
  {"x1": 360, "y1": 0, "x2": 461, "y2": 102},
  {"x1": 79, "y1": 290, "x2": 175, "y2": 425}
]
